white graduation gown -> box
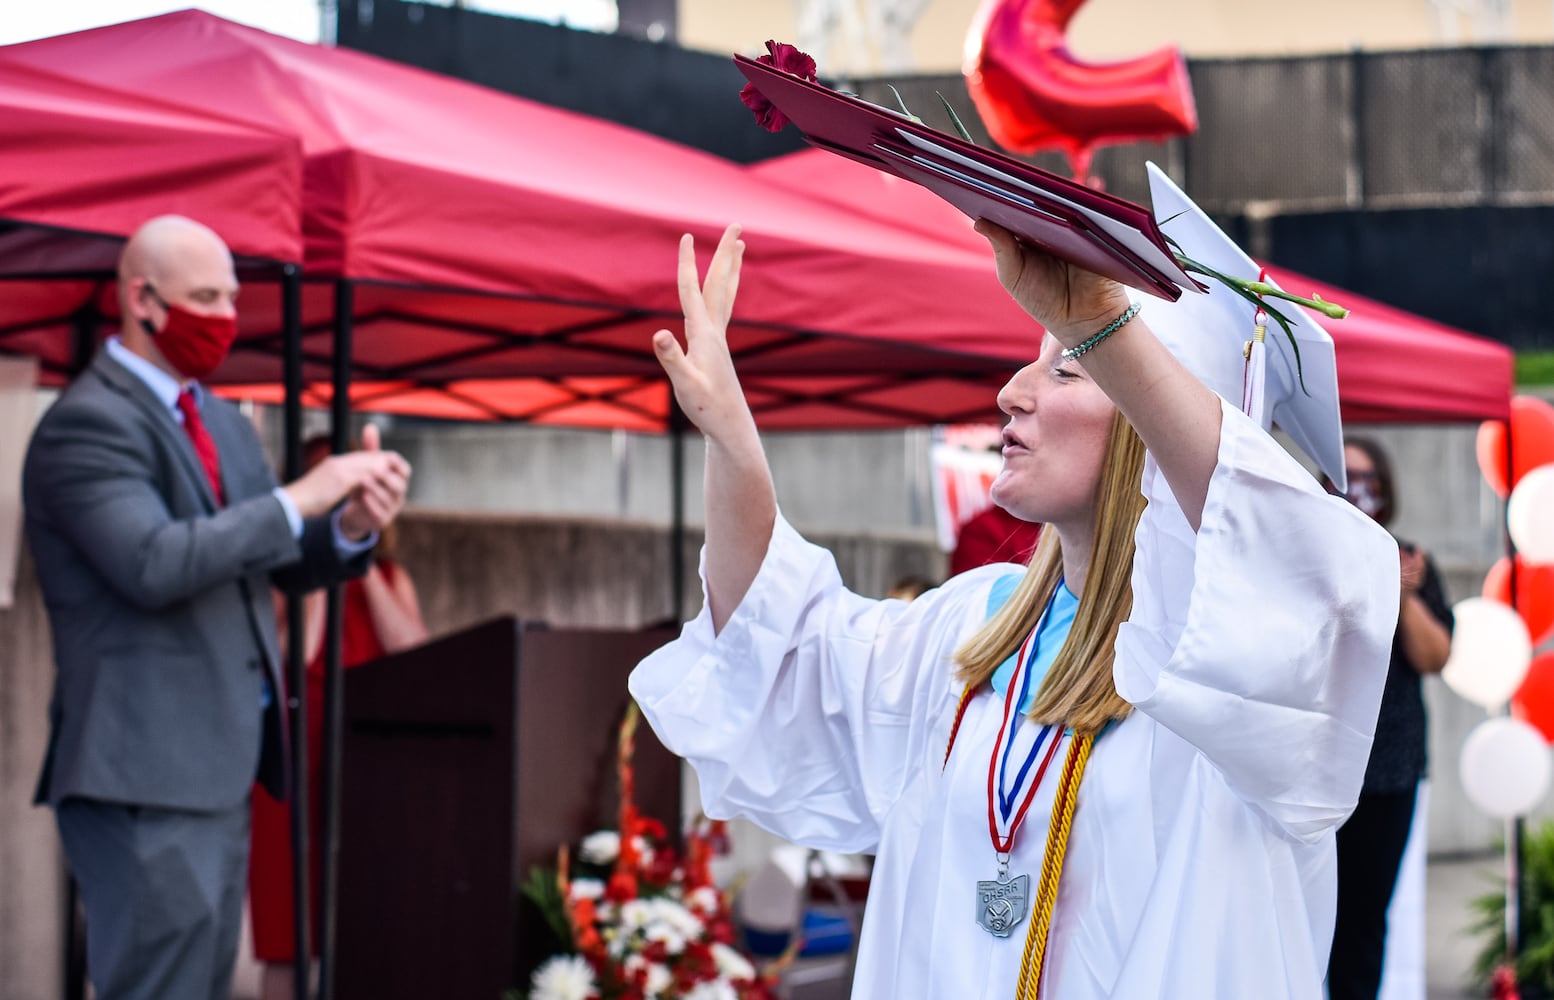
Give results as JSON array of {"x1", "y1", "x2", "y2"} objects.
[{"x1": 630, "y1": 400, "x2": 1400, "y2": 999}]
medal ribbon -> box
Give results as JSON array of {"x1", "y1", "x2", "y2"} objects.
[
  {"x1": 986, "y1": 622, "x2": 1065, "y2": 854},
  {"x1": 943, "y1": 582, "x2": 1065, "y2": 771},
  {"x1": 998, "y1": 627, "x2": 1054, "y2": 822}
]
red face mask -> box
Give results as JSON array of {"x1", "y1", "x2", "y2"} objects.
[{"x1": 140, "y1": 287, "x2": 238, "y2": 381}]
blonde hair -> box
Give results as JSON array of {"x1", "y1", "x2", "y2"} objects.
[{"x1": 953, "y1": 411, "x2": 1148, "y2": 735}]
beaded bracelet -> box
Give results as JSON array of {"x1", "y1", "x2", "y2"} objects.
[{"x1": 1060, "y1": 302, "x2": 1141, "y2": 362}]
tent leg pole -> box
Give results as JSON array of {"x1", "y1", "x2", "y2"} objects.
[
  {"x1": 68, "y1": 300, "x2": 100, "y2": 377},
  {"x1": 318, "y1": 278, "x2": 354, "y2": 1000},
  {"x1": 281, "y1": 263, "x2": 314, "y2": 1000}
]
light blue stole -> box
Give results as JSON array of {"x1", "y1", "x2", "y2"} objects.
[{"x1": 986, "y1": 575, "x2": 1079, "y2": 717}]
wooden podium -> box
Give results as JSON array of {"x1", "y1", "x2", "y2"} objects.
[{"x1": 335, "y1": 617, "x2": 681, "y2": 999}]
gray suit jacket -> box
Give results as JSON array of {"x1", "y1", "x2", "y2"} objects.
[{"x1": 24, "y1": 348, "x2": 369, "y2": 812}]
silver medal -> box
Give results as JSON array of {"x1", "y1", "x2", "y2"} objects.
[{"x1": 976, "y1": 865, "x2": 1030, "y2": 937}]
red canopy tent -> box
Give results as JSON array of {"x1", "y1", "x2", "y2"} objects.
[
  {"x1": 0, "y1": 58, "x2": 304, "y2": 377},
  {"x1": 0, "y1": 10, "x2": 1049, "y2": 430},
  {"x1": 752, "y1": 148, "x2": 1515, "y2": 424}
]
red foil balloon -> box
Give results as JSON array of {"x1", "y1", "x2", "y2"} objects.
[{"x1": 964, "y1": 0, "x2": 1198, "y2": 182}]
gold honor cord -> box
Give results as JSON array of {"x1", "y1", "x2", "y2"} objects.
[
  {"x1": 1014, "y1": 731, "x2": 1092, "y2": 1000},
  {"x1": 943, "y1": 681, "x2": 979, "y2": 771}
]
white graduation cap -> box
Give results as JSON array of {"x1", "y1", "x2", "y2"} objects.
[{"x1": 1136, "y1": 163, "x2": 1348, "y2": 493}]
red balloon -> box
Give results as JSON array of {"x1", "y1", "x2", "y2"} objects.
[
  {"x1": 1483, "y1": 556, "x2": 1554, "y2": 648},
  {"x1": 1476, "y1": 395, "x2": 1554, "y2": 498},
  {"x1": 964, "y1": 0, "x2": 1198, "y2": 182},
  {"x1": 1513, "y1": 652, "x2": 1554, "y2": 743}
]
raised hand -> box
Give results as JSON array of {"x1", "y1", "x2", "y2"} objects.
[
  {"x1": 651, "y1": 225, "x2": 750, "y2": 443},
  {"x1": 975, "y1": 219, "x2": 1132, "y2": 345},
  {"x1": 650, "y1": 225, "x2": 774, "y2": 631}
]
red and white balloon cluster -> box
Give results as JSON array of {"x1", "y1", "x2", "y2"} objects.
[{"x1": 1452, "y1": 396, "x2": 1554, "y2": 819}]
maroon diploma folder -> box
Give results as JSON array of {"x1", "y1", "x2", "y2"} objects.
[{"x1": 736, "y1": 54, "x2": 1201, "y2": 301}]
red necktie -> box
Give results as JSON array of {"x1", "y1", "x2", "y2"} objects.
[{"x1": 176, "y1": 389, "x2": 225, "y2": 506}]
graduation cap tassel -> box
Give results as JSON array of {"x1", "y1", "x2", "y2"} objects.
[
  {"x1": 1241, "y1": 268, "x2": 1272, "y2": 423},
  {"x1": 1242, "y1": 320, "x2": 1268, "y2": 423}
]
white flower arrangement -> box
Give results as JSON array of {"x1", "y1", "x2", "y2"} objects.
[{"x1": 517, "y1": 705, "x2": 779, "y2": 1000}]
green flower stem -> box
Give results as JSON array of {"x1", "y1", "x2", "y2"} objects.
[
  {"x1": 1173, "y1": 250, "x2": 1309, "y2": 394},
  {"x1": 1174, "y1": 253, "x2": 1349, "y2": 319},
  {"x1": 1239, "y1": 281, "x2": 1350, "y2": 319}
]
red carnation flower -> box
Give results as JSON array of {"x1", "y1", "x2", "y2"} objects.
[
  {"x1": 761, "y1": 40, "x2": 817, "y2": 80},
  {"x1": 739, "y1": 39, "x2": 818, "y2": 134}
]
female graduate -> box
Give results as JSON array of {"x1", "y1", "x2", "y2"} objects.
[{"x1": 630, "y1": 172, "x2": 1400, "y2": 999}]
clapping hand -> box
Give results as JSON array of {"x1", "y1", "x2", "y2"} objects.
[
  {"x1": 1400, "y1": 544, "x2": 1427, "y2": 594},
  {"x1": 336, "y1": 424, "x2": 409, "y2": 541},
  {"x1": 282, "y1": 425, "x2": 411, "y2": 540}
]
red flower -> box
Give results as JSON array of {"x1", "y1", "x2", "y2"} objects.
[
  {"x1": 576, "y1": 923, "x2": 604, "y2": 956},
  {"x1": 739, "y1": 40, "x2": 818, "y2": 134},
  {"x1": 634, "y1": 816, "x2": 668, "y2": 841},
  {"x1": 705, "y1": 914, "x2": 736, "y2": 944},
  {"x1": 643, "y1": 851, "x2": 679, "y2": 888},
  {"x1": 1492, "y1": 965, "x2": 1521, "y2": 1000},
  {"x1": 761, "y1": 40, "x2": 817, "y2": 80},
  {"x1": 606, "y1": 870, "x2": 639, "y2": 903}
]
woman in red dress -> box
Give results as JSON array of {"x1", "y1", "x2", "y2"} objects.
[{"x1": 248, "y1": 435, "x2": 428, "y2": 1000}]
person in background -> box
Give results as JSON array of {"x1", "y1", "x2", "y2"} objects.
[
  {"x1": 24, "y1": 215, "x2": 410, "y2": 1000},
  {"x1": 1326, "y1": 436, "x2": 1453, "y2": 1000},
  {"x1": 949, "y1": 499, "x2": 1042, "y2": 574},
  {"x1": 886, "y1": 574, "x2": 937, "y2": 602},
  {"x1": 247, "y1": 432, "x2": 429, "y2": 1000}
]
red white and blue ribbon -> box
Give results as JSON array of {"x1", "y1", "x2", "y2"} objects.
[{"x1": 985, "y1": 596, "x2": 1066, "y2": 856}]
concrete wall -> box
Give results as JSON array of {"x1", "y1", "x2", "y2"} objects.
[
  {"x1": 391, "y1": 509, "x2": 946, "y2": 634},
  {"x1": 387, "y1": 423, "x2": 940, "y2": 541},
  {"x1": 0, "y1": 545, "x2": 65, "y2": 1000}
]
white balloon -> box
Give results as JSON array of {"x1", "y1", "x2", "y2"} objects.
[
  {"x1": 1509, "y1": 464, "x2": 1554, "y2": 564},
  {"x1": 1441, "y1": 597, "x2": 1533, "y2": 709},
  {"x1": 1459, "y1": 716, "x2": 1553, "y2": 818}
]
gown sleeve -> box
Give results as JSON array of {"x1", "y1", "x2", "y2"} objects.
[
  {"x1": 1113, "y1": 397, "x2": 1401, "y2": 844},
  {"x1": 629, "y1": 514, "x2": 1005, "y2": 854}
]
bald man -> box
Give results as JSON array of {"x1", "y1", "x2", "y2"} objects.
[{"x1": 23, "y1": 216, "x2": 412, "y2": 1000}]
